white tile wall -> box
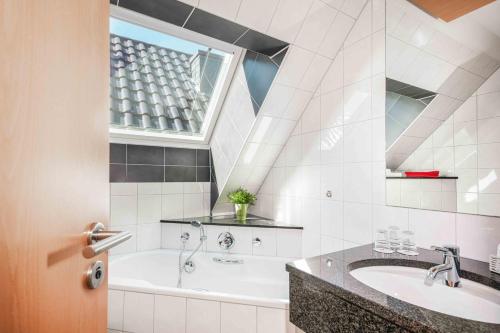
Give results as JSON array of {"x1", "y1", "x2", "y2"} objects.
[
  {"x1": 123, "y1": 292, "x2": 154, "y2": 333},
  {"x1": 251, "y1": 0, "x2": 500, "y2": 262},
  {"x1": 186, "y1": 298, "x2": 221, "y2": 333},
  {"x1": 409, "y1": 209, "x2": 456, "y2": 249},
  {"x1": 456, "y1": 214, "x2": 500, "y2": 261},
  {"x1": 235, "y1": 0, "x2": 279, "y2": 33},
  {"x1": 210, "y1": 0, "x2": 373, "y2": 213},
  {"x1": 109, "y1": 289, "x2": 301, "y2": 333},
  {"x1": 294, "y1": 0, "x2": 338, "y2": 53},
  {"x1": 137, "y1": 223, "x2": 161, "y2": 251},
  {"x1": 229, "y1": 226, "x2": 253, "y2": 255},
  {"x1": 221, "y1": 302, "x2": 256, "y2": 333},
  {"x1": 177, "y1": 0, "x2": 499, "y2": 261},
  {"x1": 256, "y1": 307, "x2": 289, "y2": 333},
  {"x1": 252, "y1": 228, "x2": 277, "y2": 256},
  {"x1": 154, "y1": 295, "x2": 186, "y2": 333},
  {"x1": 110, "y1": 182, "x2": 210, "y2": 255},
  {"x1": 276, "y1": 229, "x2": 303, "y2": 258},
  {"x1": 198, "y1": 0, "x2": 241, "y2": 21},
  {"x1": 267, "y1": 0, "x2": 313, "y2": 43},
  {"x1": 161, "y1": 222, "x2": 302, "y2": 258},
  {"x1": 386, "y1": 178, "x2": 457, "y2": 212},
  {"x1": 108, "y1": 290, "x2": 124, "y2": 331}
]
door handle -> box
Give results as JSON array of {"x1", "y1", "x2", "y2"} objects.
[{"x1": 83, "y1": 222, "x2": 132, "y2": 258}]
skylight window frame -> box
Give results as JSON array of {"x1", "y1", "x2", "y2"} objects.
[{"x1": 109, "y1": 5, "x2": 243, "y2": 147}]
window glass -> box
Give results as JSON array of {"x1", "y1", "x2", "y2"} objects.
[{"x1": 109, "y1": 18, "x2": 232, "y2": 136}]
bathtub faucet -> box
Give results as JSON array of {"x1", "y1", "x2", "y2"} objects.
[{"x1": 182, "y1": 221, "x2": 206, "y2": 273}]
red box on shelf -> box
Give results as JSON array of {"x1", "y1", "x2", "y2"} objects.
[{"x1": 405, "y1": 171, "x2": 440, "y2": 178}]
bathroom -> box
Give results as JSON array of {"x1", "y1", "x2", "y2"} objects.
[{"x1": 1, "y1": 0, "x2": 499, "y2": 332}]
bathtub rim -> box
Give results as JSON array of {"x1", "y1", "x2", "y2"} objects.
[{"x1": 109, "y1": 249, "x2": 293, "y2": 309}]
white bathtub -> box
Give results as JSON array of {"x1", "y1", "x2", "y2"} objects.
[{"x1": 108, "y1": 250, "x2": 299, "y2": 333}]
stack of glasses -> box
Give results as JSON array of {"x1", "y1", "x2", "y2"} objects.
[{"x1": 374, "y1": 226, "x2": 418, "y2": 256}]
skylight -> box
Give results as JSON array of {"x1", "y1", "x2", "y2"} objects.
[{"x1": 109, "y1": 12, "x2": 238, "y2": 143}]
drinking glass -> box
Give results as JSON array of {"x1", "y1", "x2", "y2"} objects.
[
  {"x1": 374, "y1": 229, "x2": 394, "y2": 253},
  {"x1": 388, "y1": 226, "x2": 401, "y2": 251},
  {"x1": 397, "y1": 230, "x2": 418, "y2": 256}
]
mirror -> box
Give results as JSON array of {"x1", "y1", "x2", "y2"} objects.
[{"x1": 385, "y1": 0, "x2": 500, "y2": 217}]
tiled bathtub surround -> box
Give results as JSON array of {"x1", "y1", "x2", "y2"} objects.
[
  {"x1": 110, "y1": 143, "x2": 211, "y2": 182},
  {"x1": 109, "y1": 182, "x2": 211, "y2": 255},
  {"x1": 161, "y1": 222, "x2": 303, "y2": 257},
  {"x1": 108, "y1": 289, "x2": 302, "y2": 333}
]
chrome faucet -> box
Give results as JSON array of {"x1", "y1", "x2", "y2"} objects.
[
  {"x1": 424, "y1": 245, "x2": 461, "y2": 287},
  {"x1": 177, "y1": 221, "x2": 206, "y2": 288}
]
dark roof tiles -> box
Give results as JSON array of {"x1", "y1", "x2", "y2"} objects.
[{"x1": 110, "y1": 33, "x2": 222, "y2": 134}]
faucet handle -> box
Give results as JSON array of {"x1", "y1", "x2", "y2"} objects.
[{"x1": 431, "y1": 245, "x2": 460, "y2": 257}]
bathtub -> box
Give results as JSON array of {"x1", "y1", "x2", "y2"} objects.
[{"x1": 108, "y1": 249, "x2": 300, "y2": 333}]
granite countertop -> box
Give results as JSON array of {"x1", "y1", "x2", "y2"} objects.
[
  {"x1": 286, "y1": 244, "x2": 500, "y2": 333},
  {"x1": 161, "y1": 214, "x2": 303, "y2": 229}
]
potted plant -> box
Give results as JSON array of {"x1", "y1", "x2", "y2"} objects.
[{"x1": 227, "y1": 187, "x2": 256, "y2": 221}]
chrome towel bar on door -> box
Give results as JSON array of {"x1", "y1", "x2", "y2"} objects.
[{"x1": 83, "y1": 222, "x2": 132, "y2": 258}]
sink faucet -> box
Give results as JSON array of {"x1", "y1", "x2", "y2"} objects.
[{"x1": 424, "y1": 245, "x2": 461, "y2": 287}]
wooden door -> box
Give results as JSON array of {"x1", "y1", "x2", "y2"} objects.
[{"x1": 0, "y1": 0, "x2": 110, "y2": 332}]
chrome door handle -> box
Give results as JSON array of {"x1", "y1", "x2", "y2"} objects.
[{"x1": 83, "y1": 222, "x2": 132, "y2": 258}]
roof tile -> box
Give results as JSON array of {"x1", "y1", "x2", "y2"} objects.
[{"x1": 110, "y1": 33, "x2": 225, "y2": 135}]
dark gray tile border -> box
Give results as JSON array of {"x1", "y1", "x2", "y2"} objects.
[
  {"x1": 196, "y1": 166, "x2": 210, "y2": 182},
  {"x1": 110, "y1": 143, "x2": 126, "y2": 164},
  {"x1": 236, "y1": 30, "x2": 288, "y2": 56},
  {"x1": 127, "y1": 164, "x2": 164, "y2": 182},
  {"x1": 165, "y1": 147, "x2": 196, "y2": 166},
  {"x1": 117, "y1": 0, "x2": 193, "y2": 27},
  {"x1": 165, "y1": 165, "x2": 196, "y2": 182},
  {"x1": 110, "y1": 163, "x2": 127, "y2": 182},
  {"x1": 184, "y1": 8, "x2": 248, "y2": 45},
  {"x1": 270, "y1": 47, "x2": 288, "y2": 66},
  {"x1": 127, "y1": 145, "x2": 164, "y2": 165},
  {"x1": 112, "y1": 0, "x2": 289, "y2": 61},
  {"x1": 196, "y1": 149, "x2": 210, "y2": 166},
  {"x1": 110, "y1": 144, "x2": 212, "y2": 183}
]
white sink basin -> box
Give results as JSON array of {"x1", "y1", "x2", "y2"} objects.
[{"x1": 350, "y1": 265, "x2": 500, "y2": 324}]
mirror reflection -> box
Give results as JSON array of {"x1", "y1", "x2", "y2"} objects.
[{"x1": 385, "y1": 0, "x2": 500, "y2": 217}]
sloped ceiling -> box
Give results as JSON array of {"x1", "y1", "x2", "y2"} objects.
[{"x1": 207, "y1": 0, "x2": 369, "y2": 213}]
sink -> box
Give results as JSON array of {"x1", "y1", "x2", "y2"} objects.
[{"x1": 350, "y1": 265, "x2": 500, "y2": 324}]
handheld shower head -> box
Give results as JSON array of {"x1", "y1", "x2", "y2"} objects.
[
  {"x1": 190, "y1": 220, "x2": 202, "y2": 228},
  {"x1": 190, "y1": 220, "x2": 207, "y2": 241}
]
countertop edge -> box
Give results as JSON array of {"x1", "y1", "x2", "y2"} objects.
[{"x1": 160, "y1": 218, "x2": 304, "y2": 230}]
